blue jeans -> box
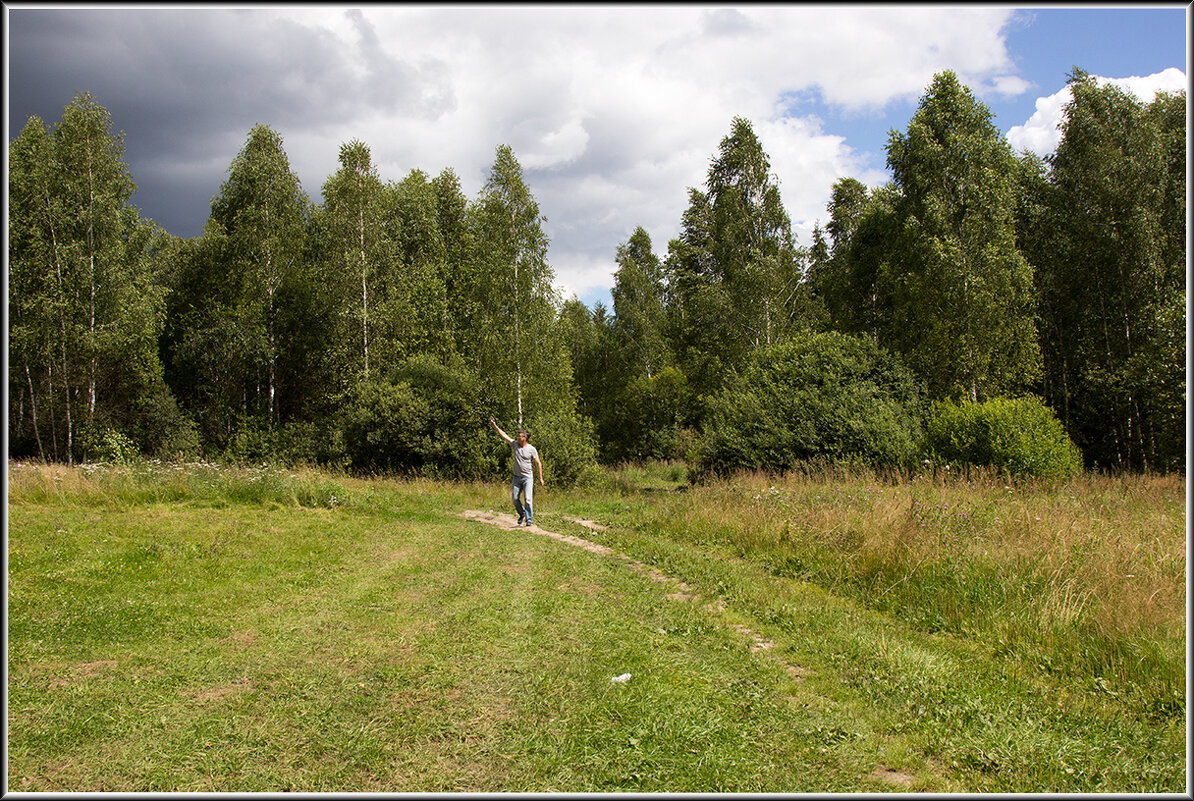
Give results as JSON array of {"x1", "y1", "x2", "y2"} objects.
[{"x1": 512, "y1": 475, "x2": 534, "y2": 523}]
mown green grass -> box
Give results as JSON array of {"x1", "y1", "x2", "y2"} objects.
[{"x1": 7, "y1": 460, "x2": 1187, "y2": 792}]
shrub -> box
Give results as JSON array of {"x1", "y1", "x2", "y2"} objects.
[
  {"x1": 518, "y1": 406, "x2": 600, "y2": 487},
  {"x1": 692, "y1": 331, "x2": 925, "y2": 480},
  {"x1": 276, "y1": 419, "x2": 347, "y2": 469},
  {"x1": 339, "y1": 356, "x2": 497, "y2": 479},
  {"x1": 130, "y1": 386, "x2": 201, "y2": 461},
  {"x1": 79, "y1": 425, "x2": 139, "y2": 464},
  {"x1": 922, "y1": 396, "x2": 1083, "y2": 479},
  {"x1": 227, "y1": 414, "x2": 277, "y2": 465},
  {"x1": 607, "y1": 366, "x2": 693, "y2": 463}
]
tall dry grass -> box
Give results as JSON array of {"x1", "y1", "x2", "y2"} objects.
[
  {"x1": 6, "y1": 460, "x2": 352, "y2": 509},
  {"x1": 648, "y1": 465, "x2": 1185, "y2": 714}
]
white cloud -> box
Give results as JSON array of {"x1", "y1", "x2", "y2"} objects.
[
  {"x1": 102, "y1": 6, "x2": 1033, "y2": 300},
  {"x1": 985, "y1": 74, "x2": 1034, "y2": 98},
  {"x1": 755, "y1": 114, "x2": 889, "y2": 242},
  {"x1": 362, "y1": 6, "x2": 1016, "y2": 300},
  {"x1": 1006, "y1": 90, "x2": 1073, "y2": 158},
  {"x1": 1007, "y1": 67, "x2": 1188, "y2": 158}
]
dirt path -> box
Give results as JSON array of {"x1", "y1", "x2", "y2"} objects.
[
  {"x1": 460, "y1": 508, "x2": 918, "y2": 788},
  {"x1": 459, "y1": 509, "x2": 809, "y2": 681}
]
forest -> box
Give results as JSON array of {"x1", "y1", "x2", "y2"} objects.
[{"x1": 7, "y1": 69, "x2": 1187, "y2": 480}]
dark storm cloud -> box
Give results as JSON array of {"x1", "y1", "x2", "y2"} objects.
[{"x1": 7, "y1": 8, "x2": 454, "y2": 238}]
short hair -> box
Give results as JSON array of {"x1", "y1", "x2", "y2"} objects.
[{"x1": 518, "y1": 429, "x2": 530, "y2": 438}]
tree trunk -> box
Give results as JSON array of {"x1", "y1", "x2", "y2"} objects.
[
  {"x1": 46, "y1": 190, "x2": 74, "y2": 464},
  {"x1": 513, "y1": 210, "x2": 524, "y2": 427},
  {"x1": 86, "y1": 144, "x2": 98, "y2": 422},
  {"x1": 515, "y1": 256, "x2": 523, "y2": 428},
  {"x1": 359, "y1": 205, "x2": 369, "y2": 376},
  {"x1": 25, "y1": 363, "x2": 46, "y2": 462}
]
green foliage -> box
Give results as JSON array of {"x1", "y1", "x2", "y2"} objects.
[
  {"x1": 613, "y1": 367, "x2": 693, "y2": 463},
  {"x1": 382, "y1": 168, "x2": 454, "y2": 364},
  {"x1": 272, "y1": 419, "x2": 345, "y2": 469},
  {"x1": 227, "y1": 415, "x2": 279, "y2": 465},
  {"x1": 164, "y1": 124, "x2": 318, "y2": 456},
  {"x1": 315, "y1": 139, "x2": 391, "y2": 384},
  {"x1": 664, "y1": 119, "x2": 815, "y2": 409},
  {"x1": 11, "y1": 84, "x2": 1185, "y2": 479},
  {"x1": 923, "y1": 396, "x2": 1083, "y2": 479},
  {"x1": 692, "y1": 332, "x2": 925, "y2": 480},
  {"x1": 466, "y1": 145, "x2": 573, "y2": 431},
  {"x1": 558, "y1": 300, "x2": 616, "y2": 453},
  {"x1": 1124, "y1": 290, "x2": 1186, "y2": 473},
  {"x1": 814, "y1": 180, "x2": 900, "y2": 338},
  {"x1": 78, "y1": 426, "x2": 139, "y2": 464},
  {"x1": 128, "y1": 386, "x2": 201, "y2": 461},
  {"x1": 8, "y1": 93, "x2": 177, "y2": 465},
  {"x1": 578, "y1": 227, "x2": 692, "y2": 463},
  {"x1": 1033, "y1": 71, "x2": 1186, "y2": 470},
  {"x1": 524, "y1": 414, "x2": 601, "y2": 487},
  {"x1": 611, "y1": 227, "x2": 670, "y2": 382},
  {"x1": 433, "y1": 167, "x2": 480, "y2": 358},
  {"x1": 339, "y1": 356, "x2": 497, "y2": 479},
  {"x1": 885, "y1": 71, "x2": 1041, "y2": 401}
]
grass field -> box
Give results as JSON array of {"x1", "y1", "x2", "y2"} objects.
[{"x1": 6, "y1": 460, "x2": 1187, "y2": 792}]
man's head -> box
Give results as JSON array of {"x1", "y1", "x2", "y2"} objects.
[{"x1": 516, "y1": 429, "x2": 529, "y2": 446}]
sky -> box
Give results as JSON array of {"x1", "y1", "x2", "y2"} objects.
[{"x1": 5, "y1": 4, "x2": 1189, "y2": 309}]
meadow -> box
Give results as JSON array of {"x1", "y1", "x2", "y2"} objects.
[{"x1": 6, "y1": 459, "x2": 1186, "y2": 792}]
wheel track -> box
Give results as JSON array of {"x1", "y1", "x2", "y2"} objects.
[
  {"x1": 459, "y1": 508, "x2": 923, "y2": 788},
  {"x1": 459, "y1": 509, "x2": 809, "y2": 682}
]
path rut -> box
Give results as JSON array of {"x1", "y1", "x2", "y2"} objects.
[
  {"x1": 458, "y1": 508, "x2": 922, "y2": 788},
  {"x1": 459, "y1": 509, "x2": 809, "y2": 682}
]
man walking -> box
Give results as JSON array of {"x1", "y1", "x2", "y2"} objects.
[{"x1": 489, "y1": 417, "x2": 545, "y2": 526}]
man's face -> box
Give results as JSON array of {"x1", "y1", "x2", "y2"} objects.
[{"x1": 516, "y1": 432, "x2": 528, "y2": 446}]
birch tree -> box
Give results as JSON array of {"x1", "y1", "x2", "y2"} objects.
[
  {"x1": 611, "y1": 226, "x2": 669, "y2": 381},
  {"x1": 8, "y1": 94, "x2": 176, "y2": 462},
  {"x1": 384, "y1": 168, "x2": 453, "y2": 365},
  {"x1": 8, "y1": 115, "x2": 60, "y2": 461},
  {"x1": 208, "y1": 124, "x2": 312, "y2": 426},
  {"x1": 664, "y1": 118, "x2": 811, "y2": 410},
  {"x1": 432, "y1": 167, "x2": 477, "y2": 359},
  {"x1": 469, "y1": 145, "x2": 553, "y2": 426},
  {"x1": 1037, "y1": 71, "x2": 1186, "y2": 469},
  {"x1": 465, "y1": 145, "x2": 596, "y2": 480},
  {"x1": 815, "y1": 178, "x2": 899, "y2": 338},
  {"x1": 885, "y1": 71, "x2": 1041, "y2": 402},
  {"x1": 704, "y1": 117, "x2": 805, "y2": 354},
  {"x1": 318, "y1": 140, "x2": 389, "y2": 382}
]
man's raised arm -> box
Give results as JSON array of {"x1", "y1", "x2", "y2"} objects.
[{"x1": 489, "y1": 416, "x2": 513, "y2": 444}]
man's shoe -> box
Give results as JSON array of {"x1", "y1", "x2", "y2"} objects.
[{"x1": 516, "y1": 516, "x2": 525, "y2": 526}]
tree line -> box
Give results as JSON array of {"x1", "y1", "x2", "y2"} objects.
[{"x1": 7, "y1": 69, "x2": 1186, "y2": 479}]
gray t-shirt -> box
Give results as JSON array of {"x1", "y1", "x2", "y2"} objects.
[{"x1": 511, "y1": 442, "x2": 539, "y2": 478}]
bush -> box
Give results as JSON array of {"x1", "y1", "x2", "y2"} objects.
[
  {"x1": 339, "y1": 356, "x2": 497, "y2": 479},
  {"x1": 692, "y1": 331, "x2": 925, "y2": 480},
  {"x1": 130, "y1": 386, "x2": 201, "y2": 461},
  {"x1": 79, "y1": 425, "x2": 139, "y2": 464},
  {"x1": 606, "y1": 366, "x2": 693, "y2": 463},
  {"x1": 922, "y1": 396, "x2": 1083, "y2": 479},
  {"x1": 276, "y1": 419, "x2": 347, "y2": 469},
  {"x1": 519, "y1": 406, "x2": 600, "y2": 487},
  {"x1": 227, "y1": 414, "x2": 277, "y2": 464}
]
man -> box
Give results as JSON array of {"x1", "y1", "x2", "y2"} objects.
[{"x1": 489, "y1": 416, "x2": 545, "y2": 526}]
